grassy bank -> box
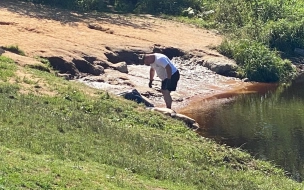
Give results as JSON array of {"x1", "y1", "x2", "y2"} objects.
[{"x1": 0, "y1": 55, "x2": 303, "y2": 189}]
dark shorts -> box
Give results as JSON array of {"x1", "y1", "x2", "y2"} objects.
[{"x1": 161, "y1": 70, "x2": 180, "y2": 91}]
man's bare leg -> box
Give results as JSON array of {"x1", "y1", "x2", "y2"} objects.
[{"x1": 161, "y1": 89, "x2": 172, "y2": 109}]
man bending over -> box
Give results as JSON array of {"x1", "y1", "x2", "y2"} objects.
[{"x1": 142, "y1": 53, "x2": 180, "y2": 109}]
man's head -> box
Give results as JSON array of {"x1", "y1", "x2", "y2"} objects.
[{"x1": 141, "y1": 54, "x2": 155, "y2": 65}]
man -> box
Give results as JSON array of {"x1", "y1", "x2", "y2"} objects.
[{"x1": 142, "y1": 53, "x2": 180, "y2": 109}]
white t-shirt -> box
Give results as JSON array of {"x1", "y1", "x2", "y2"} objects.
[{"x1": 150, "y1": 53, "x2": 178, "y2": 80}]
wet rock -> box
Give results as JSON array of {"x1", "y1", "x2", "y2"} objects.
[
  {"x1": 152, "y1": 45, "x2": 185, "y2": 59},
  {"x1": 295, "y1": 48, "x2": 304, "y2": 56},
  {"x1": 119, "y1": 89, "x2": 154, "y2": 107},
  {"x1": 172, "y1": 113, "x2": 196, "y2": 124},
  {"x1": 200, "y1": 56, "x2": 238, "y2": 77},
  {"x1": 151, "y1": 107, "x2": 176, "y2": 116},
  {"x1": 150, "y1": 107, "x2": 200, "y2": 129},
  {"x1": 295, "y1": 72, "x2": 304, "y2": 83},
  {"x1": 93, "y1": 60, "x2": 111, "y2": 69},
  {"x1": 83, "y1": 77, "x2": 105, "y2": 82},
  {"x1": 56, "y1": 73, "x2": 72, "y2": 80},
  {"x1": 172, "y1": 113, "x2": 200, "y2": 129},
  {"x1": 192, "y1": 122, "x2": 200, "y2": 130},
  {"x1": 104, "y1": 47, "x2": 149, "y2": 65},
  {"x1": 0, "y1": 47, "x2": 4, "y2": 55},
  {"x1": 242, "y1": 78, "x2": 250, "y2": 82},
  {"x1": 110, "y1": 61, "x2": 128, "y2": 73},
  {"x1": 182, "y1": 7, "x2": 195, "y2": 18},
  {"x1": 141, "y1": 96, "x2": 154, "y2": 107},
  {"x1": 48, "y1": 56, "x2": 80, "y2": 76},
  {"x1": 89, "y1": 65, "x2": 104, "y2": 75}
]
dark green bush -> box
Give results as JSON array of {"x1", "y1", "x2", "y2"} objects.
[
  {"x1": 22, "y1": 0, "x2": 107, "y2": 11},
  {"x1": 21, "y1": 0, "x2": 202, "y2": 14},
  {"x1": 209, "y1": 0, "x2": 251, "y2": 31},
  {"x1": 266, "y1": 19, "x2": 304, "y2": 54},
  {"x1": 218, "y1": 39, "x2": 295, "y2": 82}
]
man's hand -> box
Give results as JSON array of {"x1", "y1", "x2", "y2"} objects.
[{"x1": 148, "y1": 80, "x2": 153, "y2": 88}]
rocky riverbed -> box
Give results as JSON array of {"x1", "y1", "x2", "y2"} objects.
[
  {"x1": 0, "y1": 0, "x2": 254, "y2": 114},
  {"x1": 78, "y1": 56, "x2": 252, "y2": 111}
]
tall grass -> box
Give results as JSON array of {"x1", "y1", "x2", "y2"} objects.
[
  {"x1": 218, "y1": 39, "x2": 295, "y2": 82},
  {"x1": 0, "y1": 56, "x2": 17, "y2": 82}
]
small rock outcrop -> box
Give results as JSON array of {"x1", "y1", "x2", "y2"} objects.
[
  {"x1": 119, "y1": 89, "x2": 154, "y2": 107},
  {"x1": 110, "y1": 61, "x2": 128, "y2": 73},
  {"x1": 200, "y1": 56, "x2": 238, "y2": 77},
  {"x1": 150, "y1": 107, "x2": 199, "y2": 130}
]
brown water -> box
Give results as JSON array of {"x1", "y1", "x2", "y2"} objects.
[{"x1": 180, "y1": 81, "x2": 304, "y2": 182}]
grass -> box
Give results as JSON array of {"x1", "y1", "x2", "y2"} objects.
[
  {"x1": 1, "y1": 54, "x2": 304, "y2": 189},
  {"x1": 1, "y1": 45, "x2": 25, "y2": 56},
  {"x1": 0, "y1": 56, "x2": 17, "y2": 81}
]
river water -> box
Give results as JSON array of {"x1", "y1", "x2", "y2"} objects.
[{"x1": 182, "y1": 80, "x2": 304, "y2": 182}]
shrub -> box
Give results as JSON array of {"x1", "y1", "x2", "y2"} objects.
[
  {"x1": 218, "y1": 39, "x2": 295, "y2": 82},
  {"x1": 265, "y1": 19, "x2": 304, "y2": 54}
]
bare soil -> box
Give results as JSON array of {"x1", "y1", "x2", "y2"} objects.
[{"x1": 0, "y1": 0, "x2": 256, "y2": 113}]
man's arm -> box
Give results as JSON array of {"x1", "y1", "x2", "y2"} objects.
[
  {"x1": 165, "y1": 64, "x2": 172, "y2": 79},
  {"x1": 150, "y1": 67, "x2": 155, "y2": 81},
  {"x1": 149, "y1": 67, "x2": 155, "y2": 88}
]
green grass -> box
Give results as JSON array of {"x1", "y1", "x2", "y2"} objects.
[
  {"x1": 0, "y1": 56, "x2": 17, "y2": 81},
  {"x1": 0, "y1": 55, "x2": 304, "y2": 189},
  {"x1": 1, "y1": 45, "x2": 25, "y2": 56}
]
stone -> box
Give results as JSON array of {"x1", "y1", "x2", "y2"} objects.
[
  {"x1": 242, "y1": 78, "x2": 250, "y2": 82},
  {"x1": 111, "y1": 61, "x2": 128, "y2": 73},
  {"x1": 56, "y1": 73, "x2": 72, "y2": 80},
  {"x1": 120, "y1": 89, "x2": 154, "y2": 107},
  {"x1": 151, "y1": 107, "x2": 175, "y2": 116},
  {"x1": 0, "y1": 47, "x2": 4, "y2": 55},
  {"x1": 192, "y1": 122, "x2": 200, "y2": 130},
  {"x1": 294, "y1": 48, "x2": 304, "y2": 56},
  {"x1": 182, "y1": 7, "x2": 195, "y2": 18},
  {"x1": 150, "y1": 107, "x2": 199, "y2": 129},
  {"x1": 89, "y1": 65, "x2": 104, "y2": 75},
  {"x1": 93, "y1": 60, "x2": 111, "y2": 69},
  {"x1": 201, "y1": 56, "x2": 238, "y2": 77},
  {"x1": 173, "y1": 113, "x2": 196, "y2": 125}
]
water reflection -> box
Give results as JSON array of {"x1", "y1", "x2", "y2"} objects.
[{"x1": 183, "y1": 81, "x2": 304, "y2": 182}]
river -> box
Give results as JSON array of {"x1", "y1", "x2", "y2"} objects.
[{"x1": 180, "y1": 80, "x2": 304, "y2": 182}]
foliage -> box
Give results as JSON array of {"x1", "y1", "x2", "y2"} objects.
[
  {"x1": 265, "y1": 18, "x2": 304, "y2": 54},
  {"x1": 22, "y1": 0, "x2": 107, "y2": 11},
  {"x1": 133, "y1": 0, "x2": 202, "y2": 15},
  {"x1": 20, "y1": 0, "x2": 203, "y2": 14},
  {"x1": 218, "y1": 39, "x2": 295, "y2": 82},
  {"x1": 0, "y1": 56, "x2": 17, "y2": 81},
  {"x1": 26, "y1": 64, "x2": 51, "y2": 73}
]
